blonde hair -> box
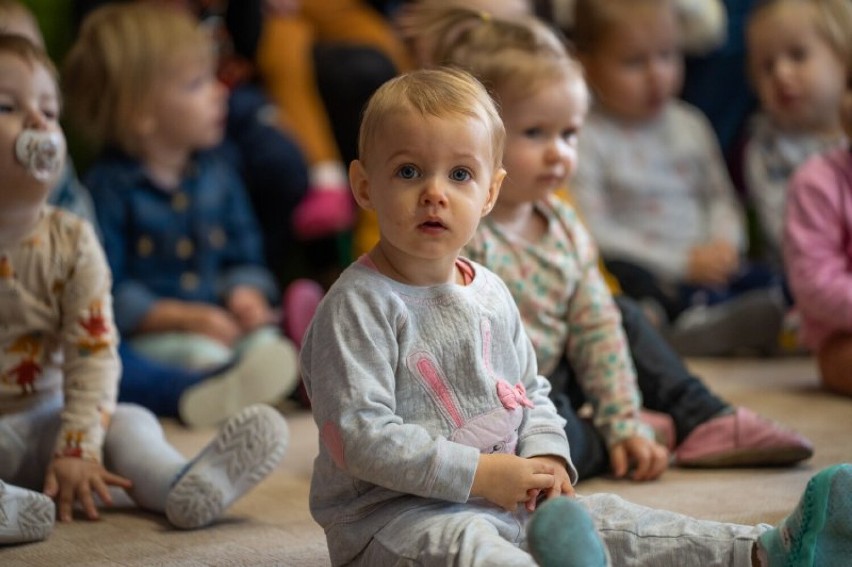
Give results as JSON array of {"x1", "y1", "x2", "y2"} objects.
[
  {"x1": 0, "y1": 32, "x2": 57, "y2": 87},
  {"x1": 62, "y1": 2, "x2": 212, "y2": 156},
  {"x1": 358, "y1": 67, "x2": 505, "y2": 170},
  {"x1": 748, "y1": 0, "x2": 852, "y2": 71},
  {"x1": 572, "y1": 0, "x2": 676, "y2": 54},
  {"x1": 402, "y1": 7, "x2": 585, "y2": 105}
]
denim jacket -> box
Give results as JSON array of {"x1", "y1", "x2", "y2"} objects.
[{"x1": 86, "y1": 148, "x2": 277, "y2": 335}]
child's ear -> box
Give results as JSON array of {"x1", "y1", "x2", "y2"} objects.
[
  {"x1": 349, "y1": 159, "x2": 374, "y2": 211},
  {"x1": 482, "y1": 167, "x2": 506, "y2": 216}
]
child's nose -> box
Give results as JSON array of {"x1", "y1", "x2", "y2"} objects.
[
  {"x1": 546, "y1": 138, "x2": 570, "y2": 162},
  {"x1": 420, "y1": 178, "x2": 448, "y2": 206},
  {"x1": 23, "y1": 108, "x2": 50, "y2": 130}
]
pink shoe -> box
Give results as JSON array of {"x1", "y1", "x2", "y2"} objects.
[
  {"x1": 281, "y1": 278, "x2": 324, "y2": 349},
  {"x1": 675, "y1": 407, "x2": 813, "y2": 467},
  {"x1": 292, "y1": 188, "x2": 356, "y2": 240},
  {"x1": 640, "y1": 408, "x2": 676, "y2": 451}
]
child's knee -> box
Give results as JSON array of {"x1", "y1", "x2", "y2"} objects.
[{"x1": 817, "y1": 334, "x2": 852, "y2": 397}]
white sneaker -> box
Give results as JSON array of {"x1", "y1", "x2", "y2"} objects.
[
  {"x1": 165, "y1": 404, "x2": 289, "y2": 529},
  {"x1": 0, "y1": 481, "x2": 54, "y2": 544},
  {"x1": 179, "y1": 337, "x2": 299, "y2": 427}
]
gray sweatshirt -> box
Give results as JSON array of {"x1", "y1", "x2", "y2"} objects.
[{"x1": 301, "y1": 258, "x2": 575, "y2": 565}]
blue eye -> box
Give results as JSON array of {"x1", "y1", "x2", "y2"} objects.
[
  {"x1": 450, "y1": 168, "x2": 472, "y2": 182},
  {"x1": 397, "y1": 164, "x2": 419, "y2": 179}
]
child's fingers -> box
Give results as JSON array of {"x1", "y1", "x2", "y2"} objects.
[
  {"x1": 58, "y1": 485, "x2": 75, "y2": 522},
  {"x1": 93, "y1": 476, "x2": 114, "y2": 507},
  {"x1": 103, "y1": 470, "x2": 133, "y2": 490},
  {"x1": 525, "y1": 488, "x2": 542, "y2": 512},
  {"x1": 77, "y1": 482, "x2": 100, "y2": 520},
  {"x1": 629, "y1": 446, "x2": 654, "y2": 480},
  {"x1": 42, "y1": 471, "x2": 58, "y2": 498},
  {"x1": 609, "y1": 445, "x2": 628, "y2": 478},
  {"x1": 530, "y1": 471, "x2": 556, "y2": 490}
]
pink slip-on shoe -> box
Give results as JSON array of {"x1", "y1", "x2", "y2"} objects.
[
  {"x1": 640, "y1": 408, "x2": 676, "y2": 451},
  {"x1": 292, "y1": 188, "x2": 356, "y2": 240},
  {"x1": 675, "y1": 407, "x2": 813, "y2": 467},
  {"x1": 281, "y1": 278, "x2": 324, "y2": 350}
]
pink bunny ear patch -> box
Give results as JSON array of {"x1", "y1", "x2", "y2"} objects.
[
  {"x1": 496, "y1": 380, "x2": 534, "y2": 410},
  {"x1": 321, "y1": 420, "x2": 346, "y2": 470}
]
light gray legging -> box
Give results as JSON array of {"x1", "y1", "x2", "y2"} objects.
[
  {"x1": 356, "y1": 494, "x2": 770, "y2": 566},
  {"x1": 0, "y1": 394, "x2": 187, "y2": 512}
]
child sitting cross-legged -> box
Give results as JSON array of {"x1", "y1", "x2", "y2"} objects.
[
  {"x1": 0, "y1": 33, "x2": 288, "y2": 544},
  {"x1": 300, "y1": 64, "x2": 852, "y2": 567},
  {"x1": 570, "y1": 0, "x2": 789, "y2": 357},
  {"x1": 61, "y1": 2, "x2": 304, "y2": 427}
]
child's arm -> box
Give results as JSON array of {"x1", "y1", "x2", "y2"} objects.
[
  {"x1": 784, "y1": 153, "x2": 852, "y2": 332},
  {"x1": 135, "y1": 299, "x2": 241, "y2": 346},
  {"x1": 48, "y1": 217, "x2": 132, "y2": 521},
  {"x1": 558, "y1": 203, "x2": 652, "y2": 437}
]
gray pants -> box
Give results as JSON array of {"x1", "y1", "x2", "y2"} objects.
[{"x1": 357, "y1": 494, "x2": 769, "y2": 566}]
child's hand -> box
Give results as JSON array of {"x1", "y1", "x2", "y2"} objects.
[
  {"x1": 686, "y1": 241, "x2": 739, "y2": 286},
  {"x1": 226, "y1": 286, "x2": 276, "y2": 332},
  {"x1": 608, "y1": 437, "x2": 669, "y2": 482},
  {"x1": 43, "y1": 457, "x2": 133, "y2": 522},
  {"x1": 471, "y1": 453, "x2": 556, "y2": 511},
  {"x1": 184, "y1": 304, "x2": 242, "y2": 345},
  {"x1": 525, "y1": 455, "x2": 574, "y2": 511}
]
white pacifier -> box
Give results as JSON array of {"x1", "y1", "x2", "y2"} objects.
[{"x1": 14, "y1": 129, "x2": 65, "y2": 181}]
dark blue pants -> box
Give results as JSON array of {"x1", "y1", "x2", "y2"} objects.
[{"x1": 549, "y1": 295, "x2": 727, "y2": 481}]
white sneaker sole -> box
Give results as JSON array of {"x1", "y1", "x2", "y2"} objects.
[
  {"x1": 179, "y1": 339, "x2": 299, "y2": 428},
  {"x1": 0, "y1": 481, "x2": 54, "y2": 544},
  {"x1": 165, "y1": 404, "x2": 289, "y2": 529}
]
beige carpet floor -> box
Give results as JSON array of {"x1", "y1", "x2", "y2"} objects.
[{"x1": 2, "y1": 356, "x2": 851, "y2": 566}]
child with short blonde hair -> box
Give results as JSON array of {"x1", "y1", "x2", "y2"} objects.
[
  {"x1": 62, "y1": 3, "x2": 301, "y2": 427},
  {"x1": 0, "y1": 32, "x2": 288, "y2": 544},
  {"x1": 302, "y1": 64, "x2": 851, "y2": 567},
  {"x1": 745, "y1": 0, "x2": 851, "y2": 266}
]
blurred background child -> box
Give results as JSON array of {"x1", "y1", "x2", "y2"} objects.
[
  {"x1": 744, "y1": 0, "x2": 850, "y2": 268},
  {"x1": 0, "y1": 32, "x2": 288, "y2": 543},
  {"x1": 783, "y1": 36, "x2": 852, "y2": 398},
  {"x1": 303, "y1": 63, "x2": 850, "y2": 567},
  {"x1": 570, "y1": 0, "x2": 788, "y2": 357},
  {"x1": 61, "y1": 2, "x2": 301, "y2": 427},
  {"x1": 405, "y1": 5, "x2": 812, "y2": 481}
]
